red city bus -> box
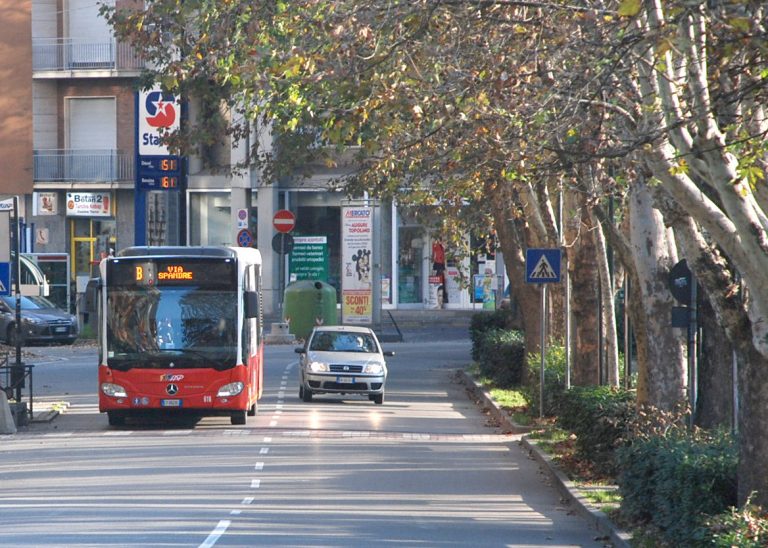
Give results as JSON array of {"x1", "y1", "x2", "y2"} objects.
[{"x1": 97, "y1": 246, "x2": 264, "y2": 426}]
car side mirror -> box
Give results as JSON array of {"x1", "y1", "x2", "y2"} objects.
[
  {"x1": 294, "y1": 348, "x2": 305, "y2": 354},
  {"x1": 384, "y1": 351, "x2": 395, "y2": 357}
]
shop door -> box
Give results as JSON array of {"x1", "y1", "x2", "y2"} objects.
[
  {"x1": 397, "y1": 226, "x2": 425, "y2": 306},
  {"x1": 71, "y1": 219, "x2": 116, "y2": 287}
]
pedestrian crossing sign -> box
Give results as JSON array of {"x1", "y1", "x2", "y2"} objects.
[{"x1": 526, "y1": 248, "x2": 561, "y2": 284}]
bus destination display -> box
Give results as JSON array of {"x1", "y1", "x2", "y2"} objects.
[{"x1": 109, "y1": 259, "x2": 235, "y2": 287}]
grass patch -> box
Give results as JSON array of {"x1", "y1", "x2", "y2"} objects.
[{"x1": 583, "y1": 488, "x2": 622, "y2": 508}]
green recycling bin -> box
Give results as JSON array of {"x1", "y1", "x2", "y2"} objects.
[{"x1": 283, "y1": 280, "x2": 338, "y2": 339}]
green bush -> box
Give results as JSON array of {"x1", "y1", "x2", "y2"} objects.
[
  {"x1": 707, "y1": 498, "x2": 768, "y2": 547},
  {"x1": 476, "y1": 329, "x2": 526, "y2": 388},
  {"x1": 469, "y1": 309, "x2": 517, "y2": 361},
  {"x1": 556, "y1": 386, "x2": 635, "y2": 475},
  {"x1": 616, "y1": 428, "x2": 737, "y2": 546},
  {"x1": 524, "y1": 343, "x2": 567, "y2": 416}
]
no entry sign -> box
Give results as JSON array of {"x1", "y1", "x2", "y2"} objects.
[{"x1": 273, "y1": 209, "x2": 296, "y2": 233}]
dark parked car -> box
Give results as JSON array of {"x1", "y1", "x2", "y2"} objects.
[{"x1": 0, "y1": 295, "x2": 79, "y2": 346}]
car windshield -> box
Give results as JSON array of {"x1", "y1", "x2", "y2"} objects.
[
  {"x1": 106, "y1": 285, "x2": 238, "y2": 370},
  {"x1": 310, "y1": 332, "x2": 378, "y2": 353},
  {"x1": 0, "y1": 295, "x2": 58, "y2": 310}
]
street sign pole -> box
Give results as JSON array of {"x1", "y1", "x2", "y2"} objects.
[
  {"x1": 11, "y1": 196, "x2": 23, "y2": 401},
  {"x1": 540, "y1": 284, "x2": 547, "y2": 419}
]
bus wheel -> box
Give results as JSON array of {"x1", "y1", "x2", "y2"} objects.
[
  {"x1": 231, "y1": 411, "x2": 247, "y2": 425},
  {"x1": 107, "y1": 412, "x2": 125, "y2": 426},
  {"x1": 247, "y1": 403, "x2": 257, "y2": 417},
  {"x1": 302, "y1": 388, "x2": 313, "y2": 403}
]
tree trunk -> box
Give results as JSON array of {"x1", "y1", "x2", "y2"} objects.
[
  {"x1": 564, "y1": 190, "x2": 600, "y2": 385},
  {"x1": 628, "y1": 180, "x2": 687, "y2": 409},
  {"x1": 738, "y1": 343, "x2": 768, "y2": 506},
  {"x1": 590, "y1": 207, "x2": 620, "y2": 386},
  {"x1": 696, "y1": 297, "x2": 735, "y2": 430}
]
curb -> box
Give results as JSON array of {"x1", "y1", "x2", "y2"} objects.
[
  {"x1": 31, "y1": 401, "x2": 70, "y2": 424},
  {"x1": 456, "y1": 369, "x2": 632, "y2": 547},
  {"x1": 457, "y1": 369, "x2": 532, "y2": 435}
]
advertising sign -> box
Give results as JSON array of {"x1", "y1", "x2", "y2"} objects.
[
  {"x1": 341, "y1": 206, "x2": 373, "y2": 324},
  {"x1": 138, "y1": 88, "x2": 181, "y2": 156},
  {"x1": 33, "y1": 192, "x2": 58, "y2": 216},
  {"x1": 289, "y1": 236, "x2": 328, "y2": 282},
  {"x1": 66, "y1": 192, "x2": 112, "y2": 217}
]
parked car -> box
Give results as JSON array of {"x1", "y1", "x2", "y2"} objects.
[
  {"x1": 0, "y1": 295, "x2": 79, "y2": 346},
  {"x1": 295, "y1": 325, "x2": 394, "y2": 405}
]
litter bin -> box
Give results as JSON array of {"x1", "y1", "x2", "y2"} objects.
[{"x1": 283, "y1": 280, "x2": 338, "y2": 340}]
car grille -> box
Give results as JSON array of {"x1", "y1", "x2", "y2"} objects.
[{"x1": 329, "y1": 364, "x2": 364, "y2": 373}]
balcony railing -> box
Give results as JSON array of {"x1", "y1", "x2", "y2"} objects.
[
  {"x1": 33, "y1": 39, "x2": 143, "y2": 72},
  {"x1": 34, "y1": 150, "x2": 134, "y2": 182}
]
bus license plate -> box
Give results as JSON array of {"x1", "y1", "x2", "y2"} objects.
[
  {"x1": 161, "y1": 399, "x2": 182, "y2": 407},
  {"x1": 337, "y1": 377, "x2": 354, "y2": 384}
]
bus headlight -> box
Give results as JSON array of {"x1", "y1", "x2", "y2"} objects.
[
  {"x1": 101, "y1": 383, "x2": 127, "y2": 398},
  {"x1": 364, "y1": 363, "x2": 384, "y2": 375},
  {"x1": 308, "y1": 361, "x2": 329, "y2": 372},
  {"x1": 217, "y1": 382, "x2": 244, "y2": 397}
]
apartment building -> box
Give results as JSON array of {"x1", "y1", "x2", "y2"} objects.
[{"x1": 1, "y1": 0, "x2": 500, "y2": 318}]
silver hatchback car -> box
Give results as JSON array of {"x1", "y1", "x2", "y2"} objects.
[{"x1": 295, "y1": 325, "x2": 394, "y2": 405}]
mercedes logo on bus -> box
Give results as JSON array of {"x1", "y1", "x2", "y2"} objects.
[{"x1": 166, "y1": 384, "x2": 179, "y2": 395}]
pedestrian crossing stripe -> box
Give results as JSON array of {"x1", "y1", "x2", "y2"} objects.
[{"x1": 531, "y1": 256, "x2": 557, "y2": 279}]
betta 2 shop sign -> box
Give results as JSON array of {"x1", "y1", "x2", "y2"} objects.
[
  {"x1": 66, "y1": 192, "x2": 112, "y2": 217},
  {"x1": 138, "y1": 88, "x2": 181, "y2": 155}
]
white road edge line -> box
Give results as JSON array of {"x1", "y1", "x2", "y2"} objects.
[{"x1": 198, "y1": 519, "x2": 231, "y2": 548}]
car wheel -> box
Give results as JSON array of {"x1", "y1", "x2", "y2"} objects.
[
  {"x1": 107, "y1": 412, "x2": 126, "y2": 427},
  {"x1": 247, "y1": 402, "x2": 257, "y2": 416},
  {"x1": 231, "y1": 411, "x2": 247, "y2": 425},
  {"x1": 373, "y1": 393, "x2": 384, "y2": 405},
  {"x1": 302, "y1": 387, "x2": 313, "y2": 402},
  {"x1": 298, "y1": 385, "x2": 304, "y2": 399}
]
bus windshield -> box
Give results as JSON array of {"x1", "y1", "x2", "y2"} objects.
[{"x1": 106, "y1": 285, "x2": 238, "y2": 370}]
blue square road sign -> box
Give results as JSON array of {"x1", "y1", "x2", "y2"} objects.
[
  {"x1": 525, "y1": 248, "x2": 561, "y2": 284},
  {"x1": 0, "y1": 262, "x2": 9, "y2": 295}
]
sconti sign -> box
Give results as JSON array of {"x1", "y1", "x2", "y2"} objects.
[{"x1": 138, "y1": 88, "x2": 181, "y2": 156}]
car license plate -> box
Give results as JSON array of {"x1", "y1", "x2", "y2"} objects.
[
  {"x1": 161, "y1": 399, "x2": 182, "y2": 407},
  {"x1": 55, "y1": 327, "x2": 67, "y2": 333},
  {"x1": 337, "y1": 377, "x2": 354, "y2": 384}
]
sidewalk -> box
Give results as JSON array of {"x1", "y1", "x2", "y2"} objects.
[{"x1": 458, "y1": 369, "x2": 633, "y2": 548}]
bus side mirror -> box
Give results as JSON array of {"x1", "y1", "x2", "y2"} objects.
[{"x1": 245, "y1": 291, "x2": 259, "y2": 319}]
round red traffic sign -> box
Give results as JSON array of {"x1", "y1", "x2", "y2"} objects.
[{"x1": 273, "y1": 209, "x2": 296, "y2": 233}]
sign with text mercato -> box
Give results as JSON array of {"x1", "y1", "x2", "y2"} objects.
[{"x1": 66, "y1": 192, "x2": 112, "y2": 217}]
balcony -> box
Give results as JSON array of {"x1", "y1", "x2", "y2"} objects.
[
  {"x1": 33, "y1": 39, "x2": 143, "y2": 73},
  {"x1": 34, "y1": 150, "x2": 134, "y2": 183}
]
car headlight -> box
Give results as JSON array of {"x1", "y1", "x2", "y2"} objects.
[
  {"x1": 24, "y1": 317, "x2": 43, "y2": 326},
  {"x1": 308, "y1": 361, "x2": 329, "y2": 372},
  {"x1": 217, "y1": 382, "x2": 244, "y2": 397},
  {"x1": 101, "y1": 383, "x2": 128, "y2": 398},
  {"x1": 364, "y1": 363, "x2": 385, "y2": 374}
]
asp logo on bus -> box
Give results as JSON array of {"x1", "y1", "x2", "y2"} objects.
[{"x1": 138, "y1": 88, "x2": 180, "y2": 155}]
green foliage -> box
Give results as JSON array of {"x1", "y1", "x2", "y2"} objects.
[
  {"x1": 475, "y1": 329, "x2": 526, "y2": 388},
  {"x1": 707, "y1": 498, "x2": 768, "y2": 547},
  {"x1": 469, "y1": 310, "x2": 517, "y2": 361},
  {"x1": 524, "y1": 343, "x2": 567, "y2": 416},
  {"x1": 556, "y1": 386, "x2": 635, "y2": 475},
  {"x1": 616, "y1": 424, "x2": 737, "y2": 546}
]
